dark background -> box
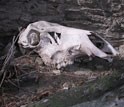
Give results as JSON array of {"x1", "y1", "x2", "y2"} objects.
[{"x1": 0, "y1": 0, "x2": 124, "y2": 39}]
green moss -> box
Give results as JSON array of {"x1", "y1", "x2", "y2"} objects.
[
  {"x1": 101, "y1": 71, "x2": 122, "y2": 91},
  {"x1": 89, "y1": 85, "x2": 97, "y2": 94}
]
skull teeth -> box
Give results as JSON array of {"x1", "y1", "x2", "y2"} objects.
[{"x1": 55, "y1": 60, "x2": 73, "y2": 69}]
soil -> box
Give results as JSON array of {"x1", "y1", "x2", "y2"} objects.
[{"x1": 0, "y1": 52, "x2": 120, "y2": 107}]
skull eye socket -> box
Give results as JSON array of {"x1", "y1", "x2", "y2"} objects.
[
  {"x1": 95, "y1": 42, "x2": 104, "y2": 49},
  {"x1": 27, "y1": 30, "x2": 40, "y2": 46},
  {"x1": 88, "y1": 32, "x2": 104, "y2": 49}
]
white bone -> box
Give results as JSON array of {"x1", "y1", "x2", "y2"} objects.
[{"x1": 18, "y1": 21, "x2": 119, "y2": 68}]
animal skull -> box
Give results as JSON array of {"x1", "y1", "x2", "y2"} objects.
[{"x1": 18, "y1": 21, "x2": 119, "y2": 68}]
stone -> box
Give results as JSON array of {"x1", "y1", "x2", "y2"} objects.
[
  {"x1": 119, "y1": 45, "x2": 124, "y2": 57},
  {"x1": 52, "y1": 70, "x2": 61, "y2": 75},
  {"x1": 0, "y1": 0, "x2": 124, "y2": 45},
  {"x1": 74, "y1": 70, "x2": 91, "y2": 76},
  {"x1": 63, "y1": 82, "x2": 69, "y2": 90}
]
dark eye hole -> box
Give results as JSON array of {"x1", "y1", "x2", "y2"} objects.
[
  {"x1": 88, "y1": 32, "x2": 104, "y2": 49},
  {"x1": 27, "y1": 30, "x2": 40, "y2": 46},
  {"x1": 96, "y1": 42, "x2": 104, "y2": 49}
]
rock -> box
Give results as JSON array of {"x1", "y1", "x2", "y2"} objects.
[
  {"x1": 62, "y1": 82, "x2": 69, "y2": 90},
  {"x1": 0, "y1": 0, "x2": 123, "y2": 48},
  {"x1": 74, "y1": 70, "x2": 91, "y2": 76},
  {"x1": 52, "y1": 70, "x2": 61, "y2": 75},
  {"x1": 73, "y1": 85, "x2": 124, "y2": 107},
  {"x1": 119, "y1": 45, "x2": 124, "y2": 57},
  {"x1": 20, "y1": 105, "x2": 27, "y2": 107}
]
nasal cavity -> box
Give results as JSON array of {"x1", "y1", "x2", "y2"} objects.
[{"x1": 96, "y1": 42, "x2": 104, "y2": 49}]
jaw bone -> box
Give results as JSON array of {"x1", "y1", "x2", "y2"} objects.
[{"x1": 18, "y1": 21, "x2": 119, "y2": 69}]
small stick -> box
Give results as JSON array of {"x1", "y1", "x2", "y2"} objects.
[
  {"x1": 0, "y1": 72, "x2": 6, "y2": 87},
  {"x1": 0, "y1": 34, "x2": 19, "y2": 87}
]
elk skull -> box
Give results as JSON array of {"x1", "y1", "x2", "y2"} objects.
[{"x1": 18, "y1": 21, "x2": 119, "y2": 68}]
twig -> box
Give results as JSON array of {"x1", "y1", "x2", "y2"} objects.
[
  {"x1": 0, "y1": 37, "x2": 15, "y2": 76},
  {"x1": 0, "y1": 34, "x2": 20, "y2": 87},
  {"x1": 0, "y1": 72, "x2": 6, "y2": 87},
  {"x1": 7, "y1": 79, "x2": 18, "y2": 88}
]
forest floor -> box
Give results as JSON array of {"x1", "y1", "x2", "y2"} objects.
[{"x1": 0, "y1": 51, "x2": 123, "y2": 107}]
